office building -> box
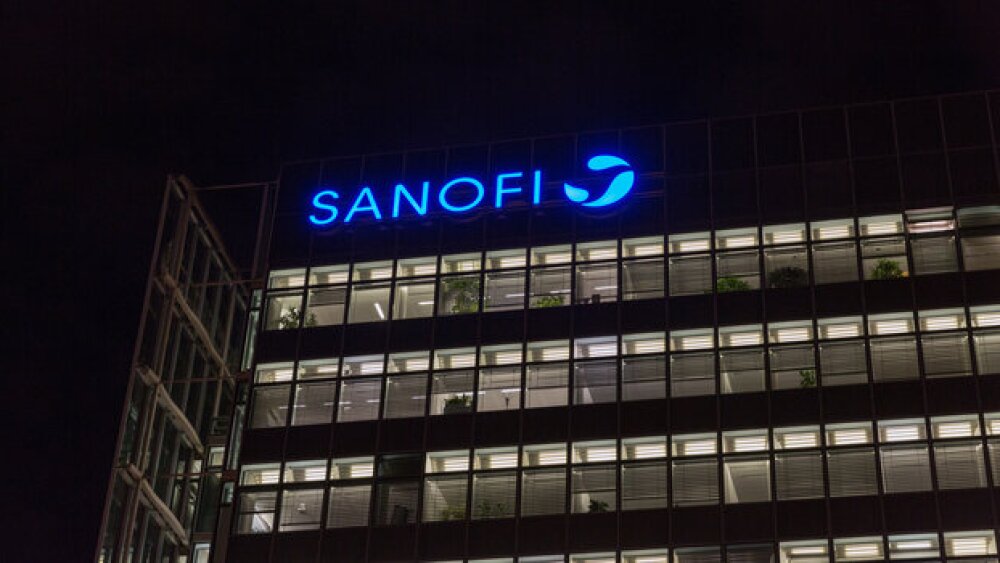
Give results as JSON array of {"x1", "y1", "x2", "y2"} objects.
[{"x1": 99, "y1": 90, "x2": 1000, "y2": 562}]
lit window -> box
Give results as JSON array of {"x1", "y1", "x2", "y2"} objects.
[
  {"x1": 622, "y1": 332, "x2": 666, "y2": 355},
  {"x1": 622, "y1": 437, "x2": 668, "y2": 460},
  {"x1": 834, "y1": 537, "x2": 883, "y2": 561},
  {"x1": 330, "y1": 457, "x2": 375, "y2": 479},
  {"x1": 944, "y1": 530, "x2": 997, "y2": 557},
  {"x1": 241, "y1": 463, "x2": 281, "y2": 486},
  {"x1": 523, "y1": 443, "x2": 567, "y2": 467},
  {"x1": 826, "y1": 423, "x2": 873, "y2": 447},
  {"x1": 673, "y1": 433, "x2": 717, "y2": 457},
  {"x1": 572, "y1": 441, "x2": 618, "y2": 464},
  {"x1": 426, "y1": 450, "x2": 471, "y2": 473}
]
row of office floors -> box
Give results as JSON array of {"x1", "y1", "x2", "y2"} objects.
[{"x1": 227, "y1": 283, "x2": 1000, "y2": 557}]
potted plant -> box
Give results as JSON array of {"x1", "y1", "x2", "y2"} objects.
[
  {"x1": 871, "y1": 258, "x2": 904, "y2": 280},
  {"x1": 587, "y1": 499, "x2": 610, "y2": 513},
  {"x1": 439, "y1": 507, "x2": 466, "y2": 521},
  {"x1": 442, "y1": 277, "x2": 480, "y2": 313},
  {"x1": 534, "y1": 294, "x2": 565, "y2": 308},
  {"x1": 474, "y1": 500, "x2": 509, "y2": 519},
  {"x1": 278, "y1": 307, "x2": 316, "y2": 330},
  {"x1": 442, "y1": 394, "x2": 472, "y2": 414},
  {"x1": 716, "y1": 276, "x2": 751, "y2": 293},
  {"x1": 768, "y1": 266, "x2": 808, "y2": 289},
  {"x1": 799, "y1": 369, "x2": 817, "y2": 388}
]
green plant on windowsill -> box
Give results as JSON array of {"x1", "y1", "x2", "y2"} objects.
[
  {"x1": 442, "y1": 277, "x2": 481, "y2": 314},
  {"x1": 799, "y1": 369, "x2": 817, "y2": 388},
  {"x1": 768, "y1": 266, "x2": 809, "y2": 289},
  {"x1": 439, "y1": 507, "x2": 466, "y2": 521},
  {"x1": 533, "y1": 294, "x2": 565, "y2": 308},
  {"x1": 587, "y1": 499, "x2": 610, "y2": 513},
  {"x1": 716, "y1": 276, "x2": 751, "y2": 293},
  {"x1": 278, "y1": 307, "x2": 316, "y2": 330},
  {"x1": 442, "y1": 394, "x2": 472, "y2": 414},
  {"x1": 870, "y1": 258, "x2": 905, "y2": 280},
  {"x1": 474, "y1": 500, "x2": 510, "y2": 519}
]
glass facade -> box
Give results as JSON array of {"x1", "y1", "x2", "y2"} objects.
[{"x1": 100, "y1": 91, "x2": 1000, "y2": 563}]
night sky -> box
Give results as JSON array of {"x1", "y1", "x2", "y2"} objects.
[{"x1": 4, "y1": 1, "x2": 999, "y2": 560}]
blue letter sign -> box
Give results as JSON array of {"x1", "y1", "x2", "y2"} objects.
[{"x1": 308, "y1": 153, "x2": 634, "y2": 226}]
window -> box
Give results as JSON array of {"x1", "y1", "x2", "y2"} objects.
[
  {"x1": 471, "y1": 472, "x2": 516, "y2": 519},
  {"x1": 819, "y1": 339, "x2": 868, "y2": 386},
  {"x1": 443, "y1": 252, "x2": 481, "y2": 274},
  {"x1": 486, "y1": 248, "x2": 526, "y2": 270},
  {"x1": 669, "y1": 254, "x2": 712, "y2": 296},
  {"x1": 430, "y1": 370, "x2": 474, "y2": 415},
  {"x1": 575, "y1": 263, "x2": 618, "y2": 304},
  {"x1": 912, "y1": 236, "x2": 958, "y2": 274},
  {"x1": 834, "y1": 537, "x2": 883, "y2": 561},
  {"x1": 674, "y1": 547, "x2": 721, "y2": 562},
  {"x1": 880, "y1": 445, "x2": 932, "y2": 493},
  {"x1": 439, "y1": 274, "x2": 481, "y2": 315},
  {"x1": 770, "y1": 344, "x2": 816, "y2": 390},
  {"x1": 717, "y1": 250, "x2": 760, "y2": 291},
  {"x1": 392, "y1": 280, "x2": 435, "y2": 320},
  {"x1": 352, "y1": 260, "x2": 393, "y2": 282},
  {"x1": 870, "y1": 336, "x2": 918, "y2": 382},
  {"x1": 337, "y1": 379, "x2": 382, "y2": 422},
  {"x1": 278, "y1": 488, "x2": 323, "y2": 531},
  {"x1": 374, "y1": 481, "x2": 418, "y2": 525},
  {"x1": 975, "y1": 329, "x2": 1000, "y2": 375},
  {"x1": 525, "y1": 363, "x2": 569, "y2": 408},
  {"x1": 383, "y1": 374, "x2": 427, "y2": 419},
  {"x1": 334, "y1": 495, "x2": 379, "y2": 532},
  {"x1": 921, "y1": 333, "x2": 972, "y2": 378},
  {"x1": 387, "y1": 351, "x2": 430, "y2": 373},
  {"x1": 250, "y1": 385, "x2": 289, "y2": 428},
  {"x1": 342, "y1": 354, "x2": 384, "y2": 377},
  {"x1": 521, "y1": 468, "x2": 566, "y2": 516},
  {"x1": 765, "y1": 246, "x2": 809, "y2": 289},
  {"x1": 264, "y1": 291, "x2": 304, "y2": 330},
  {"x1": 483, "y1": 270, "x2": 525, "y2": 311},
  {"x1": 622, "y1": 461, "x2": 668, "y2": 510},
  {"x1": 861, "y1": 237, "x2": 908, "y2": 280},
  {"x1": 305, "y1": 286, "x2": 346, "y2": 326},
  {"x1": 530, "y1": 266, "x2": 571, "y2": 308},
  {"x1": 944, "y1": 530, "x2": 998, "y2": 557},
  {"x1": 571, "y1": 465, "x2": 616, "y2": 513},
  {"x1": 241, "y1": 463, "x2": 280, "y2": 486},
  {"x1": 395, "y1": 256, "x2": 437, "y2": 278},
  {"x1": 423, "y1": 475, "x2": 468, "y2": 522},
  {"x1": 622, "y1": 355, "x2": 666, "y2": 401},
  {"x1": 236, "y1": 491, "x2": 276, "y2": 534},
  {"x1": 934, "y1": 441, "x2": 987, "y2": 489},
  {"x1": 284, "y1": 460, "x2": 327, "y2": 483},
  {"x1": 672, "y1": 458, "x2": 718, "y2": 507},
  {"x1": 622, "y1": 258, "x2": 664, "y2": 300},
  {"x1": 671, "y1": 352, "x2": 715, "y2": 397},
  {"x1": 719, "y1": 348, "x2": 764, "y2": 394},
  {"x1": 774, "y1": 452, "x2": 824, "y2": 500},
  {"x1": 724, "y1": 457, "x2": 771, "y2": 503},
  {"x1": 826, "y1": 448, "x2": 878, "y2": 497},
  {"x1": 573, "y1": 360, "x2": 617, "y2": 404},
  {"x1": 533, "y1": 244, "x2": 572, "y2": 265},
  {"x1": 812, "y1": 241, "x2": 858, "y2": 284},
  {"x1": 348, "y1": 283, "x2": 391, "y2": 323},
  {"x1": 962, "y1": 234, "x2": 1000, "y2": 271},
  {"x1": 478, "y1": 366, "x2": 521, "y2": 411},
  {"x1": 290, "y1": 382, "x2": 335, "y2": 426}
]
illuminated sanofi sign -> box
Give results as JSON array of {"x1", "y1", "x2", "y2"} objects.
[{"x1": 308, "y1": 153, "x2": 635, "y2": 226}]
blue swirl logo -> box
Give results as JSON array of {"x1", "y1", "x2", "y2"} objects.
[{"x1": 563, "y1": 154, "x2": 635, "y2": 207}]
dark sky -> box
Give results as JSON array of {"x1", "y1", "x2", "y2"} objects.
[{"x1": 3, "y1": 1, "x2": 999, "y2": 560}]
